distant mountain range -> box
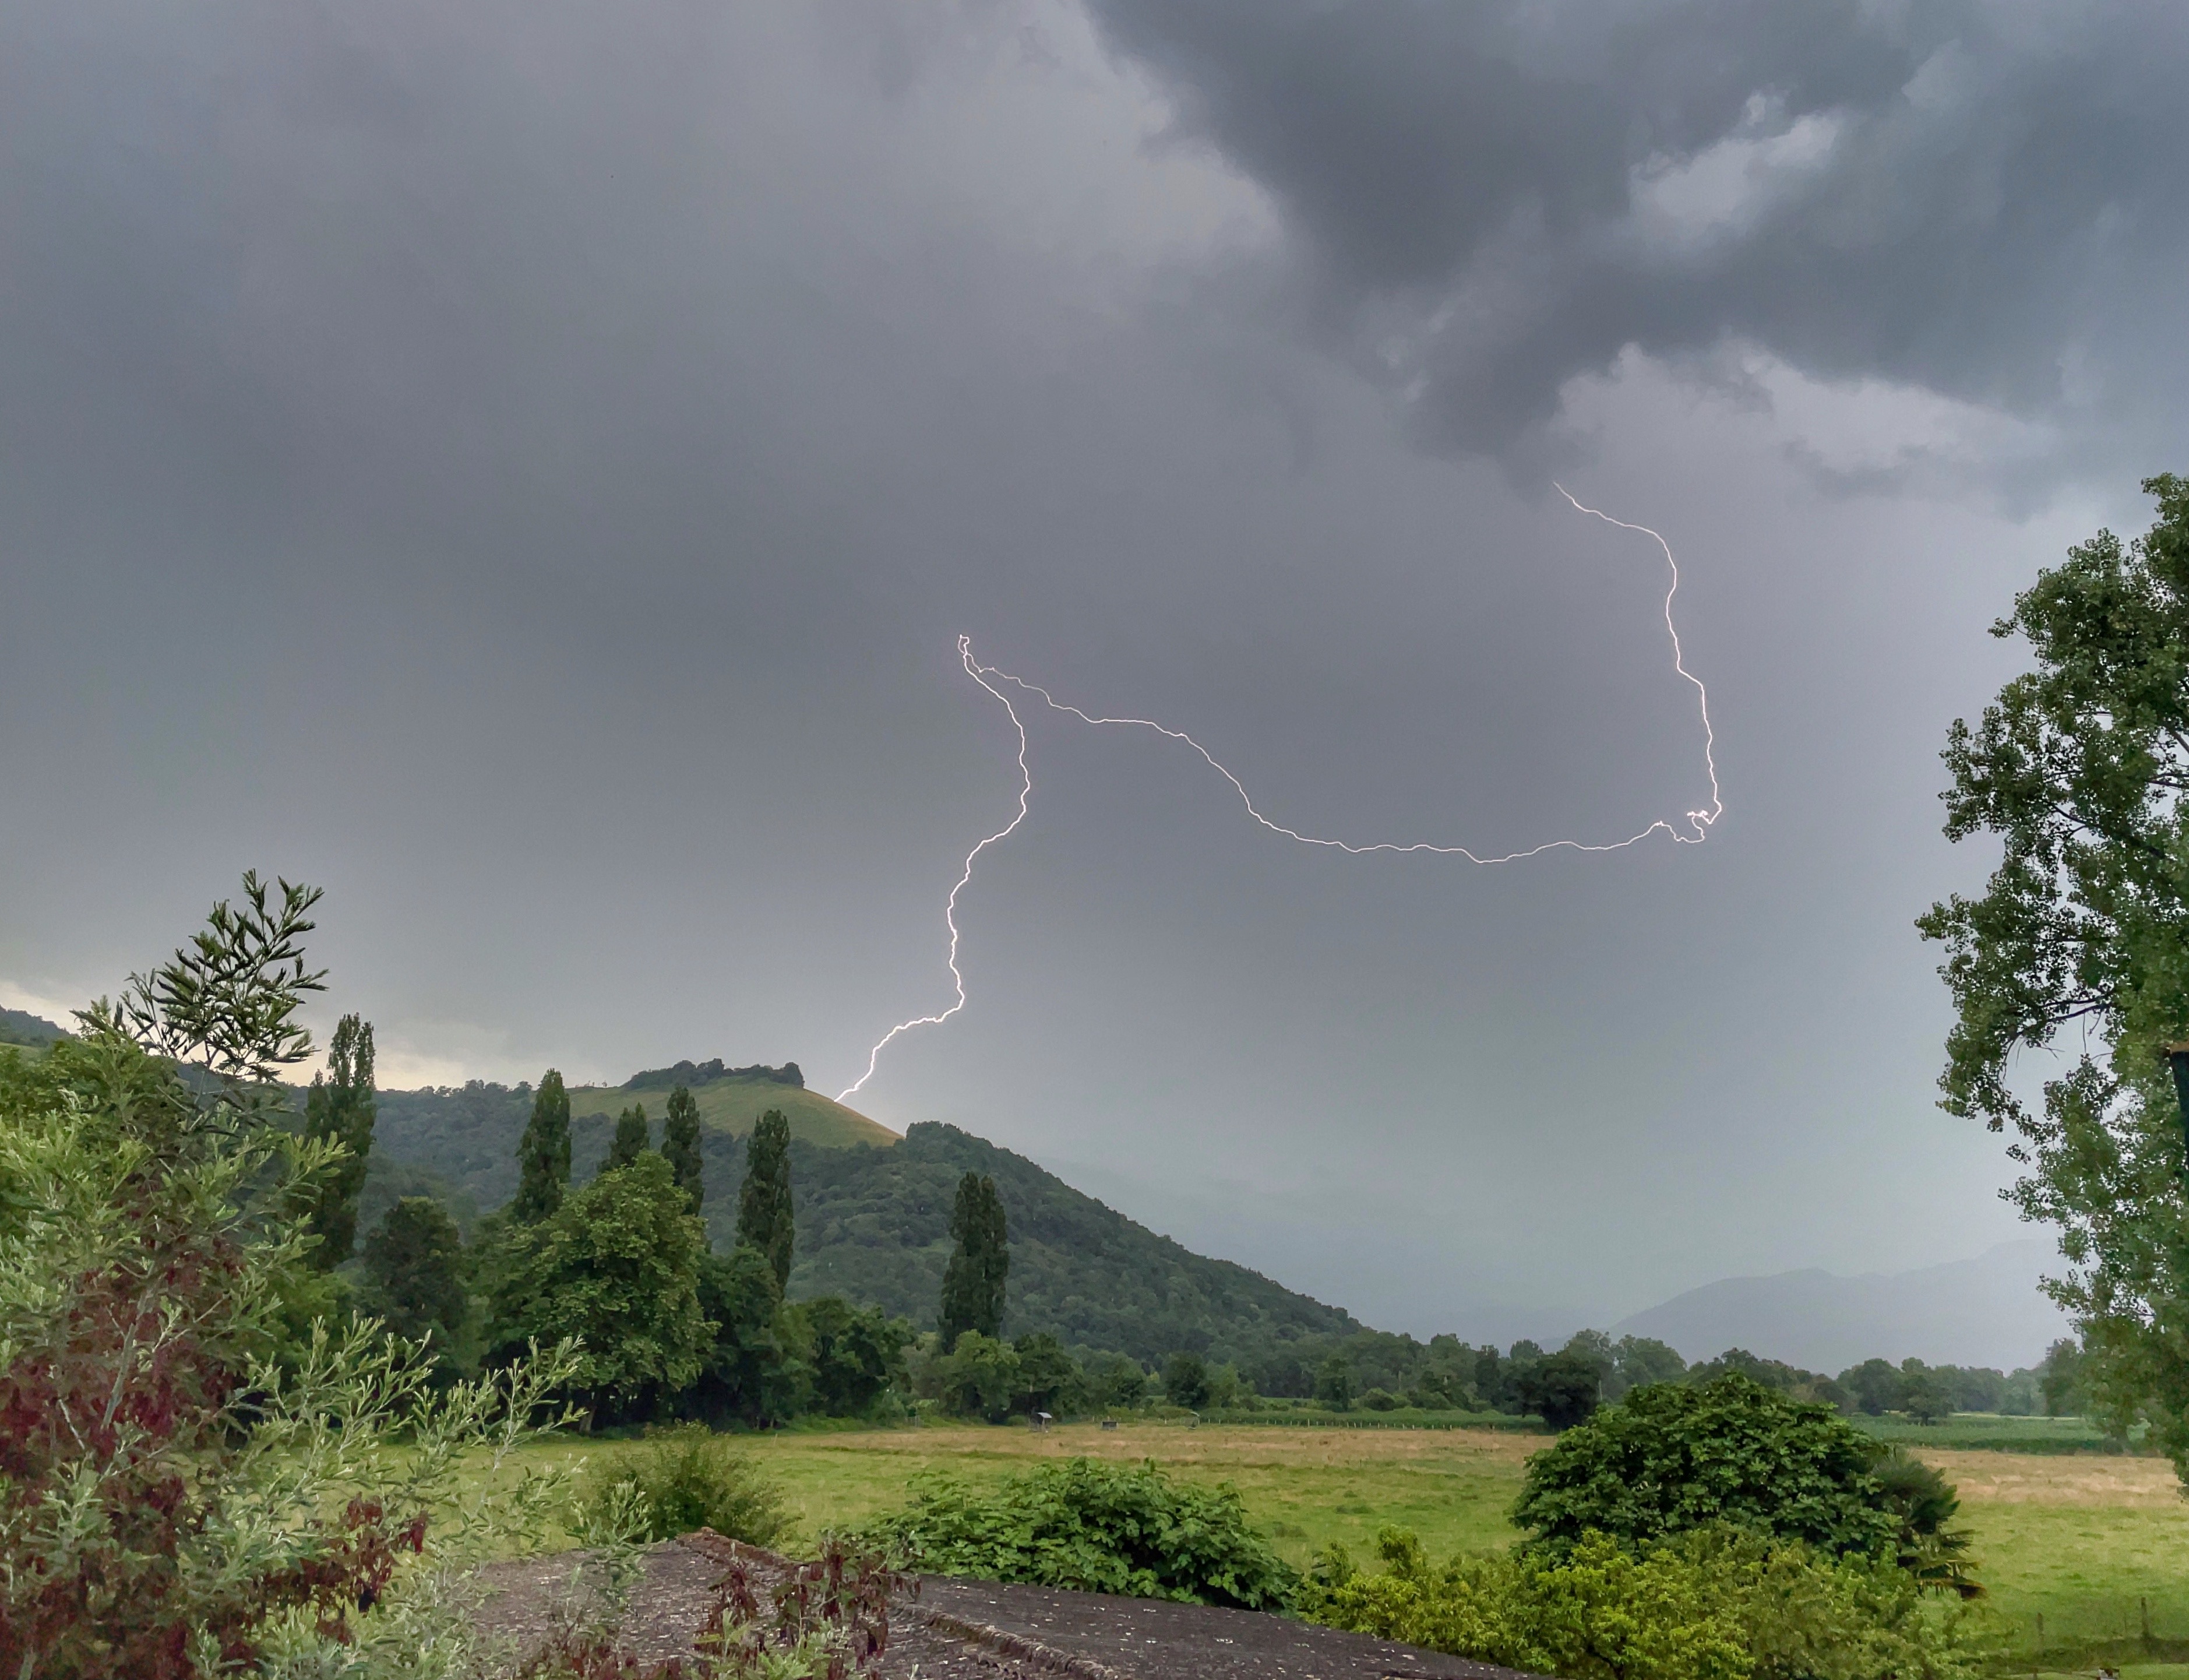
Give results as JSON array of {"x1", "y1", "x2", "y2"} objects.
[{"x1": 1610, "y1": 1239, "x2": 2072, "y2": 1372}]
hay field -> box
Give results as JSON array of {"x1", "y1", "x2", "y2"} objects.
[{"x1": 540, "y1": 1420, "x2": 2189, "y2": 1667}]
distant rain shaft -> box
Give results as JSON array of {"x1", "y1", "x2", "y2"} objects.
[{"x1": 837, "y1": 488, "x2": 1723, "y2": 1101}]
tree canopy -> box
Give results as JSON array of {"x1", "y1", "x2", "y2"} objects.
[
  {"x1": 661, "y1": 1083, "x2": 704, "y2": 1210},
  {"x1": 939, "y1": 1171, "x2": 1008, "y2": 1349},
  {"x1": 301, "y1": 1012, "x2": 375, "y2": 1267},
  {"x1": 605, "y1": 1103, "x2": 649, "y2": 1172},
  {"x1": 484, "y1": 1149, "x2": 711, "y2": 1416},
  {"x1": 361, "y1": 1195, "x2": 468, "y2": 1353},
  {"x1": 1919, "y1": 473, "x2": 2189, "y2": 1475},
  {"x1": 736, "y1": 1108, "x2": 795, "y2": 1289},
  {"x1": 512, "y1": 1069, "x2": 571, "y2": 1224}
]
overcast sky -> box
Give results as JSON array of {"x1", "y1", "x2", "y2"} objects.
[{"x1": 5, "y1": 0, "x2": 2186, "y2": 1355}]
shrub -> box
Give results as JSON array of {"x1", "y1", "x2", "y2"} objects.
[
  {"x1": 581, "y1": 1425, "x2": 791, "y2": 1547},
  {"x1": 0, "y1": 877, "x2": 586, "y2": 1680},
  {"x1": 1305, "y1": 1525, "x2": 1996, "y2": 1680},
  {"x1": 858, "y1": 1457, "x2": 1298, "y2": 1610},
  {"x1": 1361, "y1": 1387, "x2": 1404, "y2": 1411},
  {"x1": 1513, "y1": 1376, "x2": 1901, "y2": 1560}
]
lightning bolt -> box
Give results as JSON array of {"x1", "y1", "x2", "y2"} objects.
[{"x1": 837, "y1": 488, "x2": 1721, "y2": 1101}]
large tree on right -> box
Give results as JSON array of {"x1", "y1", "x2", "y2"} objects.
[{"x1": 1919, "y1": 473, "x2": 2189, "y2": 1475}]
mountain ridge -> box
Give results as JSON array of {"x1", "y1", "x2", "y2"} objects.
[{"x1": 1610, "y1": 1239, "x2": 2072, "y2": 1372}]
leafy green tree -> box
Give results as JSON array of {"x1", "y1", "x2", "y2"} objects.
[
  {"x1": 483, "y1": 1150, "x2": 711, "y2": 1418},
  {"x1": 1012, "y1": 1332, "x2": 1084, "y2": 1417},
  {"x1": 512, "y1": 1069, "x2": 572, "y2": 1223},
  {"x1": 934, "y1": 1329, "x2": 1021, "y2": 1420},
  {"x1": 1611, "y1": 1336, "x2": 1688, "y2": 1397},
  {"x1": 939, "y1": 1170, "x2": 1008, "y2": 1348},
  {"x1": 360, "y1": 1195, "x2": 468, "y2": 1350},
  {"x1": 1163, "y1": 1350, "x2": 1211, "y2": 1410},
  {"x1": 661, "y1": 1083, "x2": 704, "y2": 1210},
  {"x1": 2039, "y1": 1337, "x2": 2089, "y2": 1416},
  {"x1": 792, "y1": 1295, "x2": 911, "y2": 1417},
  {"x1": 605, "y1": 1102, "x2": 649, "y2": 1172},
  {"x1": 694, "y1": 1243, "x2": 792, "y2": 1426},
  {"x1": 1314, "y1": 1353, "x2": 1355, "y2": 1410},
  {"x1": 1917, "y1": 475, "x2": 2189, "y2": 1475},
  {"x1": 736, "y1": 1108, "x2": 795, "y2": 1290},
  {"x1": 300, "y1": 1013, "x2": 376, "y2": 1267},
  {"x1": 1513, "y1": 1375, "x2": 1901, "y2": 1559},
  {"x1": 1841, "y1": 1358, "x2": 1906, "y2": 1417},
  {"x1": 1520, "y1": 1347, "x2": 1605, "y2": 1429},
  {"x1": 1899, "y1": 1364, "x2": 1951, "y2": 1425},
  {"x1": 1084, "y1": 1350, "x2": 1149, "y2": 1409}
]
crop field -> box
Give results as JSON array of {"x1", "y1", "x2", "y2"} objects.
[{"x1": 529, "y1": 1419, "x2": 2189, "y2": 1671}]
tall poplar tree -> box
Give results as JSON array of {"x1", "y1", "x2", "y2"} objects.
[
  {"x1": 512, "y1": 1069, "x2": 572, "y2": 1223},
  {"x1": 606, "y1": 1104, "x2": 650, "y2": 1172},
  {"x1": 662, "y1": 1084, "x2": 704, "y2": 1211},
  {"x1": 301, "y1": 1013, "x2": 375, "y2": 1267},
  {"x1": 938, "y1": 1171, "x2": 1008, "y2": 1350},
  {"x1": 736, "y1": 1108, "x2": 794, "y2": 1288}
]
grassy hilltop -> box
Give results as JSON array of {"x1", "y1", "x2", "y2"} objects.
[
  {"x1": 368, "y1": 1062, "x2": 893, "y2": 1214},
  {"x1": 566, "y1": 1068, "x2": 896, "y2": 1151}
]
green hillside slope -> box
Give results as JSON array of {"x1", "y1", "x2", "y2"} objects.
[
  {"x1": 566, "y1": 1076, "x2": 895, "y2": 1150},
  {"x1": 776, "y1": 1122, "x2": 1363, "y2": 1369},
  {"x1": 0, "y1": 1008, "x2": 66, "y2": 1051},
  {"x1": 367, "y1": 1065, "x2": 1360, "y2": 1372},
  {"x1": 368, "y1": 1071, "x2": 892, "y2": 1211}
]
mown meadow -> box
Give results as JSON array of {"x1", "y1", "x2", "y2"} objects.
[{"x1": 524, "y1": 1417, "x2": 2189, "y2": 1675}]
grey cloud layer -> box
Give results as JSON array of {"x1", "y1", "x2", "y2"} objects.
[{"x1": 1087, "y1": 0, "x2": 2189, "y2": 455}]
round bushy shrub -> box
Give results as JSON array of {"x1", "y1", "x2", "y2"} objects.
[
  {"x1": 587, "y1": 1424, "x2": 791, "y2": 1547},
  {"x1": 859, "y1": 1457, "x2": 1297, "y2": 1609},
  {"x1": 1512, "y1": 1375, "x2": 1899, "y2": 1559}
]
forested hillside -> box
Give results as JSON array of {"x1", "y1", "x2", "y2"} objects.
[
  {"x1": 782, "y1": 1122, "x2": 1363, "y2": 1368},
  {"x1": 366, "y1": 1068, "x2": 890, "y2": 1212},
  {"x1": 367, "y1": 1068, "x2": 1363, "y2": 1371},
  {"x1": 0, "y1": 1008, "x2": 64, "y2": 1049}
]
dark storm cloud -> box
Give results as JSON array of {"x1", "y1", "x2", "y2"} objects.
[
  {"x1": 0, "y1": 0, "x2": 2129, "y2": 1348},
  {"x1": 1085, "y1": 0, "x2": 2189, "y2": 456}
]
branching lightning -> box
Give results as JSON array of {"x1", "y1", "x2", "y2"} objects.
[{"x1": 837, "y1": 488, "x2": 1722, "y2": 1101}]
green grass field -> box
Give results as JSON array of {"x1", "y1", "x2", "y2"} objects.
[
  {"x1": 519, "y1": 1419, "x2": 2189, "y2": 1671},
  {"x1": 565, "y1": 1079, "x2": 897, "y2": 1150},
  {"x1": 1851, "y1": 1413, "x2": 2135, "y2": 1455}
]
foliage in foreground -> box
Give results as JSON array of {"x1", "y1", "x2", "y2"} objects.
[
  {"x1": 1305, "y1": 1525, "x2": 1997, "y2": 1680},
  {"x1": 581, "y1": 1425, "x2": 792, "y2": 1548},
  {"x1": 857, "y1": 1456, "x2": 1298, "y2": 1611},
  {"x1": 0, "y1": 874, "x2": 586, "y2": 1679}
]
